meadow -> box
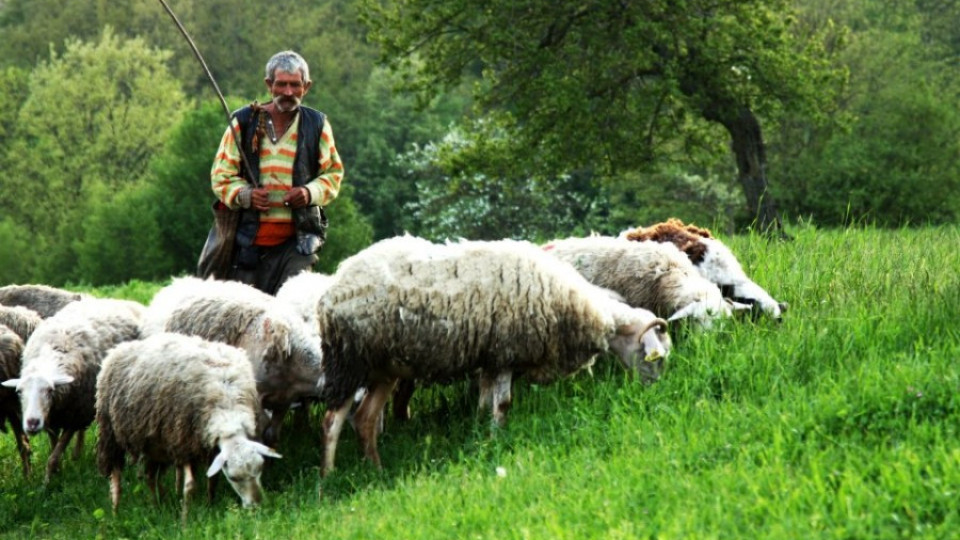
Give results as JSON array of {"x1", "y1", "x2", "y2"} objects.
[{"x1": 2, "y1": 224, "x2": 959, "y2": 539}]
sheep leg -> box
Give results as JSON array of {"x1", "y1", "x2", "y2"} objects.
[
  {"x1": 354, "y1": 379, "x2": 398, "y2": 470},
  {"x1": 145, "y1": 461, "x2": 163, "y2": 505},
  {"x1": 181, "y1": 463, "x2": 195, "y2": 525},
  {"x1": 110, "y1": 468, "x2": 122, "y2": 514},
  {"x1": 262, "y1": 403, "x2": 290, "y2": 447},
  {"x1": 45, "y1": 429, "x2": 75, "y2": 483},
  {"x1": 392, "y1": 379, "x2": 416, "y2": 422},
  {"x1": 478, "y1": 370, "x2": 513, "y2": 428},
  {"x1": 72, "y1": 429, "x2": 85, "y2": 460},
  {"x1": 11, "y1": 421, "x2": 32, "y2": 478},
  {"x1": 321, "y1": 399, "x2": 354, "y2": 477}
]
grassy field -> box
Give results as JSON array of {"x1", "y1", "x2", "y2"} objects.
[{"x1": 2, "y1": 224, "x2": 959, "y2": 539}]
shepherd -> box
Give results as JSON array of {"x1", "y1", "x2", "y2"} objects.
[{"x1": 208, "y1": 50, "x2": 345, "y2": 294}]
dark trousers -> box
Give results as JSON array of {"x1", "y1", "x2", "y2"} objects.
[{"x1": 229, "y1": 237, "x2": 318, "y2": 295}]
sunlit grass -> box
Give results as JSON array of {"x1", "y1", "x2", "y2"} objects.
[{"x1": 2, "y1": 224, "x2": 959, "y2": 538}]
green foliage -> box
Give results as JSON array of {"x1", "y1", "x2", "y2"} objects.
[
  {"x1": 399, "y1": 124, "x2": 603, "y2": 242},
  {"x1": 0, "y1": 218, "x2": 33, "y2": 284},
  {"x1": 147, "y1": 100, "x2": 236, "y2": 276},
  {"x1": 314, "y1": 184, "x2": 374, "y2": 273},
  {"x1": 348, "y1": 65, "x2": 472, "y2": 240},
  {"x1": 360, "y1": 0, "x2": 844, "y2": 182},
  {"x1": 4, "y1": 227, "x2": 960, "y2": 537},
  {"x1": 0, "y1": 28, "x2": 188, "y2": 284},
  {"x1": 772, "y1": 2, "x2": 960, "y2": 226},
  {"x1": 73, "y1": 183, "x2": 174, "y2": 286}
]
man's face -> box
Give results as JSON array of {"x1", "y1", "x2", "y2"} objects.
[{"x1": 266, "y1": 70, "x2": 311, "y2": 112}]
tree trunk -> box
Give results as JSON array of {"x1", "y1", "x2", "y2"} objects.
[{"x1": 705, "y1": 104, "x2": 785, "y2": 236}]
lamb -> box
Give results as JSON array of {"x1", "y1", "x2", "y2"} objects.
[
  {"x1": 543, "y1": 235, "x2": 748, "y2": 328},
  {"x1": 96, "y1": 332, "x2": 281, "y2": 522},
  {"x1": 619, "y1": 218, "x2": 786, "y2": 319},
  {"x1": 318, "y1": 235, "x2": 671, "y2": 476},
  {"x1": 1, "y1": 297, "x2": 143, "y2": 482},
  {"x1": 0, "y1": 305, "x2": 43, "y2": 477},
  {"x1": 0, "y1": 284, "x2": 88, "y2": 318},
  {"x1": 141, "y1": 276, "x2": 324, "y2": 445}
]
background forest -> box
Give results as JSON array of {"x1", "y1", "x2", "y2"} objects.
[{"x1": 0, "y1": 0, "x2": 957, "y2": 287}]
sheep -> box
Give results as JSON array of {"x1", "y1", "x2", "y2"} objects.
[
  {"x1": 0, "y1": 284, "x2": 88, "y2": 319},
  {"x1": 1, "y1": 297, "x2": 143, "y2": 483},
  {"x1": 141, "y1": 276, "x2": 324, "y2": 446},
  {"x1": 543, "y1": 235, "x2": 749, "y2": 328},
  {"x1": 318, "y1": 235, "x2": 671, "y2": 476},
  {"x1": 619, "y1": 218, "x2": 786, "y2": 319},
  {"x1": 0, "y1": 305, "x2": 43, "y2": 477},
  {"x1": 96, "y1": 332, "x2": 281, "y2": 523}
]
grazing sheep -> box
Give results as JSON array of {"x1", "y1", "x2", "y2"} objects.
[
  {"x1": 619, "y1": 218, "x2": 786, "y2": 319},
  {"x1": 141, "y1": 276, "x2": 324, "y2": 446},
  {"x1": 543, "y1": 235, "x2": 748, "y2": 328},
  {"x1": 319, "y1": 236, "x2": 671, "y2": 475},
  {"x1": 0, "y1": 284, "x2": 88, "y2": 319},
  {"x1": 1, "y1": 297, "x2": 143, "y2": 482},
  {"x1": 96, "y1": 332, "x2": 281, "y2": 522}
]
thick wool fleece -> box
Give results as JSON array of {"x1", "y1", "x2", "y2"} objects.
[
  {"x1": 319, "y1": 236, "x2": 617, "y2": 408},
  {"x1": 96, "y1": 333, "x2": 259, "y2": 475}
]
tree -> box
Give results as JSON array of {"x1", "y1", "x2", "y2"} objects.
[
  {"x1": 771, "y1": 0, "x2": 960, "y2": 226},
  {"x1": 0, "y1": 28, "x2": 188, "y2": 284},
  {"x1": 360, "y1": 0, "x2": 845, "y2": 233}
]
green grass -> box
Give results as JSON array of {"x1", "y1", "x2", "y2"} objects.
[{"x1": 3, "y1": 225, "x2": 960, "y2": 539}]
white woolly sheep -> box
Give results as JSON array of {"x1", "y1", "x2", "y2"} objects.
[
  {"x1": 96, "y1": 332, "x2": 281, "y2": 522},
  {"x1": 141, "y1": 276, "x2": 324, "y2": 446},
  {"x1": 318, "y1": 235, "x2": 671, "y2": 476},
  {"x1": 543, "y1": 235, "x2": 749, "y2": 328},
  {"x1": 1, "y1": 297, "x2": 143, "y2": 482},
  {"x1": 619, "y1": 218, "x2": 786, "y2": 319},
  {"x1": 0, "y1": 284, "x2": 88, "y2": 319}
]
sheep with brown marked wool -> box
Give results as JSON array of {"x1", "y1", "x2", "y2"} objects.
[
  {"x1": 619, "y1": 218, "x2": 786, "y2": 319},
  {"x1": 0, "y1": 284, "x2": 88, "y2": 319},
  {"x1": 318, "y1": 235, "x2": 671, "y2": 476},
  {"x1": 1, "y1": 297, "x2": 144, "y2": 483},
  {"x1": 141, "y1": 276, "x2": 324, "y2": 446},
  {"x1": 543, "y1": 235, "x2": 747, "y2": 328},
  {"x1": 96, "y1": 332, "x2": 280, "y2": 522},
  {"x1": 0, "y1": 305, "x2": 43, "y2": 477}
]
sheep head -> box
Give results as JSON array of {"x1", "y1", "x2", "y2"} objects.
[
  {"x1": 207, "y1": 435, "x2": 282, "y2": 508},
  {"x1": 606, "y1": 317, "x2": 671, "y2": 384}
]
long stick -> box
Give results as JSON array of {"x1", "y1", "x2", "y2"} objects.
[{"x1": 156, "y1": 0, "x2": 258, "y2": 186}]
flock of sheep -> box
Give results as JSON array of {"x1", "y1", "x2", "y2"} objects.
[{"x1": 0, "y1": 218, "x2": 785, "y2": 522}]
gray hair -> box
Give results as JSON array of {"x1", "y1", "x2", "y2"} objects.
[{"x1": 265, "y1": 51, "x2": 311, "y2": 83}]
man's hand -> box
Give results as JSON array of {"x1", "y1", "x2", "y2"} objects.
[
  {"x1": 251, "y1": 188, "x2": 271, "y2": 212},
  {"x1": 282, "y1": 186, "x2": 310, "y2": 209}
]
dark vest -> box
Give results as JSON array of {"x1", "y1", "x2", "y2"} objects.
[{"x1": 232, "y1": 105, "x2": 328, "y2": 255}]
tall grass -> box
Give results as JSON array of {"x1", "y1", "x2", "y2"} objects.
[{"x1": 2, "y1": 225, "x2": 959, "y2": 539}]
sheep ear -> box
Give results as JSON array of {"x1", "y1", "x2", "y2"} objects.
[
  {"x1": 207, "y1": 451, "x2": 227, "y2": 477},
  {"x1": 52, "y1": 374, "x2": 74, "y2": 386},
  {"x1": 1, "y1": 378, "x2": 19, "y2": 388},
  {"x1": 778, "y1": 302, "x2": 789, "y2": 314},
  {"x1": 250, "y1": 441, "x2": 282, "y2": 459},
  {"x1": 667, "y1": 303, "x2": 698, "y2": 322}
]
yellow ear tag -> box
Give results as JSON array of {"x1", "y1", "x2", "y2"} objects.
[{"x1": 645, "y1": 350, "x2": 662, "y2": 363}]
